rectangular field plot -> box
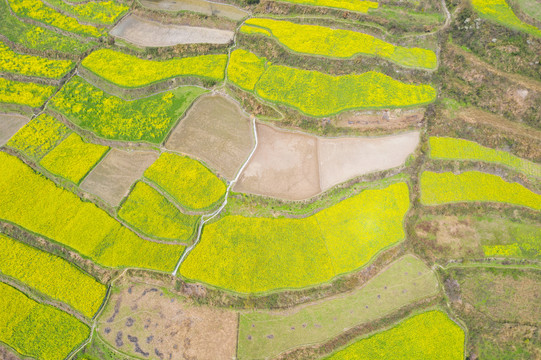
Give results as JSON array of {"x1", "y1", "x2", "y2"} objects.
[
  {"x1": 238, "y1": 255, "x2": 439, "y2": 359},
  {"x1": 429, "y1": 137, "x2": 541, "y2": 178},
  {"x1": 0, "y1": 113, "x2": 29, "y2": 146},
  {"x1": 118, "y1": 182, "x2": 200, "y2": 243},
  {"x1": 180, "y1": 182, "x2": 410, "y2": 293},
  {"x1": 50, "y1": 76, "x2": 206, "y2": 143},
  {"x1": 0, "y1": 281, "x2": 90, "y2": 360},
  {"x1": 325, "y1": 310, "x2": 464, "y2": 360},
  {"x1": 0, "y1": 234, "x2": 107, "y2": 319},
  {"x1": 471, "y1": 0, "x2": 541, "y2": 36},
  {"x1": 0, "y1": 152, "x2": 184, "y2": 271},
  {"x1": 242, "y1": 18, "x2": 437, "y2": 69},
  {"x1": 80, "y1": 149, "x2": 159, "y2": 206},
  {"x1": 82, "y1": 49, "x2": 227, "y2": 88},
  {"x1": 420, "y1": 171, "x2": 541, "y2": 210},
  {"x1": 0, "y1": 78, "x2": 55, "y2": 108},
  {"x1": 40, "y1": 133, "x2": 109, "y2": 184}
]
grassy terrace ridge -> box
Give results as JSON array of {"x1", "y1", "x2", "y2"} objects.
[
  {"x1": 420, "y1": 171, "x2": 541, "y2": 210},
  {"x1": 44, "y1": 0, "x2": 128, "y2": 25},
  {"x1": 238, "y1": 254, "x2": 439, "y2": 359},
  {"x1": 0, "y1": 77, "x2": 55, "y2": 108},
  {"x1": 0, "y1": 152, "x2": 184, "y2": 271},
  {"x1": 0, "y1": 41, "x2": 74, "y2": 79},
  {"x1": 180, "y1": 182, "x2": 409, "y2": 294},
  {"x1": 0, "y1": 281, "x2": 89, "y2": 360},
  {"x1": 6, "y1": 114, "x2": 71, "y2": 160},
  {"x1": 241, "y1": 18, "x2": 437, "y2": 69},
  {"x1": 82, "y1": 49, "x2": 228, "y2": 88},
  {"x1": 0, "y1": 234, "x2": 107, "y2": 319},
  {"x1": 0, "y1": 0, "x2": 96, "y2": 55},
  {"x1": 277, "y1": 0, "x2": 378, "y2": 13},
  {"x1": 7, "y1": 0, "x2": 104, "y2": 38},
  {"x1": 429, "y1": 137, "x2": 541, "y2": 178},
  {"x1": 144, "y1": 152, "x2": 227, "y2": 211},
  {"x1": 325, "y1": 310, "x2": 465, "y2": 360},
  {"x1": 471, "y1": 0, "x2": 541, "y2": 36},
  {"x1": 39, "y1": 133, "x2": 109, "y2": 185},
  {"x1": 50, "y1": 76, "x2": 207, "y2": 143},
  {"x1": 118, "y1": 181, "x2": 200, "y2": 243}
]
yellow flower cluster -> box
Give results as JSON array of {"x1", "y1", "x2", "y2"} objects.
[
  {"x1": 240, "y1": 24, "x2": 271, "y2": 37},
  {"x1": 8, "y1": 0, "x2": 103, "y2": 38},
  {"x1": 0, "y1": 77, "x2": 55, "y2": 107},
  {"x1": 180, "y1": 182, "x2": 410, "y2": 293},
  {"x1": 420, "y1": 171, "x2": 541, "y2": 210},
  {"x1": 40, "y1": 133, "x2": 109, "y2": 184},
  {"x1": 82, "y1": 49, "x2": 227, "y2": 88},
  {"x1": 50, "y1": 76, "x2": 206, "y2": 143},
  {"x1": 0, "y1": 234, "x2": 107, "y2": 318},
  {"x1": 7, "y1": 113, "x2": 70, "y2": 159},
  {"x1": 0, "y1": 152, "x2": 185, "y2": 271},
  {"x1": 144, "y1": 153, "x2": 226, "y2": 211},
  {"x1": 280, "y1": 0, "x2": 378, "y2": 13},
  {"x1": 325, "y1": 311, "x2": 464, "y2": 360},
  {"x1": 242, "y1": 18, "x2": 437, "y2": 69},
  {"x1": 45, "y1": 0, "x2": 128, "y2": 25},
  {"x1": 0, "y1": 41, "x2": 74, "y2": 79},
  {"x1": 118, "y1": 182, "x2": 200, "y2": 242},
  {"x1": 471, "y1": 0, "x2": 541, "y2": 36},
  {"x1": 227, "y1": 49, "x2": 267, "y2": 91},
  {"x1": 429, "y1": 137, "x2": 541, "y2": 178},
  {"x1": 0, "y1": 282, "x2": 90, "y2": 360}
]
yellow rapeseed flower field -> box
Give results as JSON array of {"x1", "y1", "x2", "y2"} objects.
[
  {"x1": 0, "y1": 78, "x2": 55, "y2": 107},
  {"x1": 278, "y1": 0, "x2": 378, "y2": 13},
  {"x1": 471, "y1": 0, "x2": 541, "y2": 36},
  {"x1": 45, "y1": 0, "x2": 128, "y2": 25},
  {"x1": 227, "y1": 49, "x2": 267, "y2": 91}
]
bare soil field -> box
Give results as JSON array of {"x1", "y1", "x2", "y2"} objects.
[
  {"x1": 335, "y1": 108, "x2": 425, "y2": 132},
  {"x1": 0, "y1": 114, "x2": 29, "y2": 146},
  {"x1": 97, "y1": 282, "x2": 237, "y2": 360},
  {"x1": 110, "y1": 15, "x2": 235, "y2": 47},
  {"x1": 80, "y1": 149, "x2": 159, "y2": 206},
  {"x1": 234, "y1": 124, "x2": 419, "y2": 200},
  {"x1": 140, "y1": 0, "x2": 249, "y2": 20},
  {"x1": 166, "y1": 94, "x2": 255, "y2": 180}
]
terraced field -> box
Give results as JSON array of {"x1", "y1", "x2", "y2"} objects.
[
  {"x1": 472, "y1": 0, "x2": 541, "y2": 36},
  {"x1": 0, "y1": 78, "x2": 55, "y2": 108},
  {"x1": 227, "y1": 49, "x2": 267, "y2": 91},
  {"x1": 43, "y1": 0, "x2": 129, "y2": 25},
  {"x1": 279, "y1": 0, "x2": 378, "y2": 13}
]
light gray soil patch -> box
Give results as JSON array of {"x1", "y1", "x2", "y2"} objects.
[
  {"x1": 335, "y1": 108, "x2": 425, "y2": 131},
  {"x1": 140, "y1": 0, "x2": 249, "y2": 20},
  {"x1": 234, "y1": 124, "x2": 420, "y2": 200},
  {"x1": 0, "y1": 113, "x2": 30, "y2": 146},
  {"x1": 165, "y1": 94, "x2": 255, "y2": 180},
  {"x1": 110, "y1": 14, "x2": 234, "y2": 47},
  {"x1": 80, "y1": 149, "x2": 159, "y2": 206},
  {"x1": 233, "y1": 123, "x2": 320, "y2": 200}
]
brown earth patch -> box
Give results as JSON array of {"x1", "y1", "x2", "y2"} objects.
[
  {"x1": 80, "y1": 149, "x2": 159, "y2": 206},
  {"x1": 165, "y1": 94, "x2": 255, "y2": 180},
  {"x1": 0, "y1": 113, "x2": 29, "y2": 146},
  {"x1": 140, "y1": 0, "x2": 249, "y2": 20},
  {"x1": 335, "y1": 108, "x2": 425, "y2": 132}
]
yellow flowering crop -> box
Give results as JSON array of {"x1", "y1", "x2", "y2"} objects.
[
  {"x1": 7, "y1": 113, "x2": 70, "y2": 160},
  {"x1": 180, "y1": 182, "x2": 409, "y2": 293},
  {"x1": 278, "y1": 0, "x2": 378, "y2": 13},
  {"x1": 44, "y1": 0, "x2": 128, "y2": 25},
  {"x1": 0, "y1": 78, "x2": 55, "y2": 107},
  {"x1": 471, "y1": 0, "x2": 541, "y2": 37},
  {"x1": 227, "y1": 49, "x2": 267, "y2": 91},
  {"x1": 40, "y1": 133, "x2": 109, "y2": 184},
  {"x1": 420, "y1": 171, "x2": 541, "y2": 210},
  {"x1": 0, "y1": 41, "x2": 74, "y2": 79},
  {"x1": 0, "y1": 282, "x2": 90, "y2": 360},
  {"x1": 118, "y1": 182, "x2": 200, "y2": 242},
  {"x1": 243, "y1": 18, "x2": 437, "y2": 69},
  {"x1": 0, "y1": 152, "x2": 184, "y2": 271},
  {"x1": 429, "y1": 137, "x2": 541, "y2": 178},
  {"x1": 8, "y1": 0, "x2": 103, "y2": 38},
  {"x1": 325, "y1": 310, "x2": 464, "y2": 360},
  {"x1": 240, "y1": 24, "x2": 271, "y2": 37},
  {"x1": 144, "y1": 153, "x2": 227, "y2": 211},
  {"x1": 0, "y1": 234, "x2": 107, "y2": 318},
  {"x1": 82, "y1": 49, "x2": 227, "y2": 88}
]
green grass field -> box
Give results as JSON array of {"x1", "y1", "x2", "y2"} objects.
[
  {"x1": 0, "y1": 78, "x2": 55, "y2": 108},
  {"x1": 50, "y1": 76, "x2": 206, "y2": 143},
  {"x1": 325, "y1": 310, "x2": 464, "y2": 359},
  {"x1": 242, "y1": 18, "x2": 437, "y2": 69},
  {"x1": 118, "y1": 182, "x2": 200, "y2": 243},
  {"x1": 0, "y1": 234, "x2": 107, "y2": 318},
  {"x1": 471, "y1": 0, "x2": 541, "y2": 36},
  {"x1": 144, "y1": 153, "x2": 227, "y2": 211},
  {"x1": 180, "y1": 182, "x2": 410, "y2": 293},
  {"x1": 82, "y1": 49, "x2": 227, "y2": 88},
  {"x1": 0, "y1": 152, "x2": 184, "y2": 271},
  {"x1": 429, "y1": 137, "x2": 541, "y2": 178},
  {"x1": 0, "y1": 281, "x2": 90, "y2": 360},
  {"x1": 238, "y1": 254, "x2": 439, "y2": 359},
  {"x1": 420, "y1": 171, "x2": 541, "y2": 210},
  {"x1": 40, "y1": 133, "x2": 109, "y2": 184}
]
